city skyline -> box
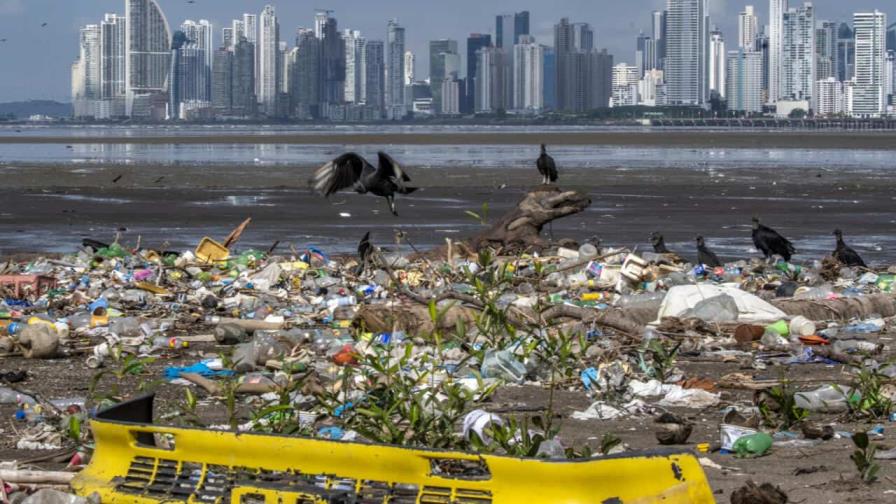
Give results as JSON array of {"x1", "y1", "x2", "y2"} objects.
[{"x1": 0, "y1": 0, "x2": 885, "y2": 102}]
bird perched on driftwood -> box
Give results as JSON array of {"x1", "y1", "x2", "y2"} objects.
[
  {"x1": 832, "y1": 229, "x2": 866, "y2": 268},
  {"x1": 650, "y1": 232, "x2": 685, "y2": 263},
  {"x1": 313, "y1": 152, "x2": 417, "y2": 216},
  {"x1": 536, "y1": 144, "x2": 558, "y2": 185},
  {"x1": 752, "y1": 217, "x2": 795, "y2": 263},
  {"x1": 696, "y1": 236, "x2": 723, "y2": 268},
  {"x1": 651, "y1": 232, "x2": 672, "y2": 253},
  {"x1": 355, "y1": 232, "x2": 374, "y2": 276}
]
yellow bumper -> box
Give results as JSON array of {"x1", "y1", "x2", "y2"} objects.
[{"x1": 73, "y1": 395, "x2": 715, "y2": 504}]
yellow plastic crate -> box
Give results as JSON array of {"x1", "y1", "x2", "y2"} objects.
[
  {"x1": 195, "y1": 238, "x2": 230, "y2": 264},
  {"x1": 72, "y1": 395, "x2": 715, "y2": 504}
]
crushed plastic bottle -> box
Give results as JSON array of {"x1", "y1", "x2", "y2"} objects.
[
  {"x1": 480, "y1": 350, "x2": 527, "y2": 384},
  {"x1": 732, "y1": 432, "x2": 773, "y2": 458},
  {"x1": 794, "y1": 385, "x2": 858, "y2": 413}
]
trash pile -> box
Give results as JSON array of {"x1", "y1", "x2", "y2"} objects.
[{"x1": 0, "y1": 229, "x2": 895, "y2": 500}]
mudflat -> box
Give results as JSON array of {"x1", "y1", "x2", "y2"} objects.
[{"x1": 2, "y1": 162, "x2": 892, "y2": 263}]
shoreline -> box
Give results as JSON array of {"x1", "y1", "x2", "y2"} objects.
[{"x1": 3, "y1": 130, "x2": 896, "y2": 149}]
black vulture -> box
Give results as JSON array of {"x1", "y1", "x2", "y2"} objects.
[
  {"x1": 355, "y1": 232, "x2": 374, "y2": 276},
  {"x1": 696, "y1": 236, "x2": 723, "y2": 268},
  {"x1": 313, "y1": 152, "x2": 417, "y2": 216},
  {"x1": 536, "y1": 144, "x2": 558, "y2": 185},
  {"x1": 833, "y1": 229, "x2": 867, "y2": 268},
  {"x1": 752, "y1": 217, "x2": 795, "y2": 262},
  {"x1": 650, "y1": 232, "x2": 671, "y2": 253}
]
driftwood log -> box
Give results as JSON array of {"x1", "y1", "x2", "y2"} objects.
[
  {"x1": 772, "y1": 294, "x2": 896, "y2": 321},
  {"x1": 469, "y1": 186, "x2": 591, "y2": 252}
]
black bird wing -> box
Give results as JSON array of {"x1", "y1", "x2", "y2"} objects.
[
  {"x1": 357, "y1": 232, "x2": 372, "y2": 260},
  {"x1": 377, "y1": 152, "x2": 417, "y2": 194},
  {"x1": 537, "y1": 153, "x2": 558, "y2": 182},
  {"x1": 698, "y1": 247, "x2": 722, "y2": 268},
  {"x1": 313, "y1": 153, "x2": 372, "y2": 196},
  {"x1": 758, "y1": 224, "x2": 796, "y2": 259},
  {"x1": 836, "y1": 244, "x2": 867, "y2": 268}
]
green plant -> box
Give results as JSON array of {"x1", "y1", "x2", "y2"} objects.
[
  {"x1": 599, "y1": 432, "x2": 622, "y2": 455},
  {"x1": 848, "y1": 366, "x2": 894, "y2": 419},
  {"x1": 465, "y1": 202, "x2": 490, "y2": 226},
  {"x1": 328, "y1": 344, "x2": 496, "y2": 450},
  {"x1": 89, "y1": 353, "x2": 158, "y2": 407},
  {"x1": 760, "y1": 381, "x2": 809, "y2": 430},
  {"x1": 850, "y1": 432, "x2": 880, "y2": 483},
  {"x1": 470, "y1": 414, "x2": 556, "y2": 458},
  {"x1": 642, "y1": 338, "x2": 682, "y2": 382}
]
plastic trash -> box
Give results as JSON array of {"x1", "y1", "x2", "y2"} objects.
[
  {"x1": 843, "y1": 318, "x2": 885, "y2": 334},
  {"x1": 788, "y1": 316, "x2": 816, "y2": 339},
  {"x1": 462, "y1": 409, "x2": 504, "y2": 444},
  {"x1": 17, "y1": 323, "x2": 59, "y2": 359},
  {"x1": 720, "y1": 424, "x2": 758, "y2": 451},
  {"x1": 794, "y1": 385, "x2": 857, "y2": 413},
  {"x1": 686, "y1": 294, "x2": 739, "y2": 323},
  {"x1": 535, "y1": 439, "x2": 566, "y2": 459},
  {"x1": 480, "y1": 350, "x2": 527, "y2": 384},
  {"x1": 732, "y1": 432, "x2": 773, "y2": 458}
]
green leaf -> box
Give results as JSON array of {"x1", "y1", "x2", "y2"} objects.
[{"x1": 853, "y1": 432, "x2": 870, "y2": 449}]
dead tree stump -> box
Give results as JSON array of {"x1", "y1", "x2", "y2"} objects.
[{"x1": 469, "y1": 186, "x2": 591, "y2": 253}]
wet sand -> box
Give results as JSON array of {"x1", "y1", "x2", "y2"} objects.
[
  {"x1": 2, "y1": 162, "x2": 893, "y2": 263},
  {"x1": 3, "y1": 131, "x2": 896, "y2": 149}
]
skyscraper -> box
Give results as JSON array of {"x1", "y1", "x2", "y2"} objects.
[
  {"x1": 319, "y1": 14, "x2": 345, "y2": 106},
  {"x1": 709, "y1": 30, "x2": 726, "y2": 98},
  {"x1": 781, "y1": 3, "x2": 815, "y2": 104},
  {"x1": 726, "y1": 49, "x2": 763, "y2": 112},
  {"x1": 636, "y1": 33, "x2": 656, "y2": 76},
  {"x1": 294, "y1": 29, "x2": 320, "y2": 119},
  {"x1": 612, "y1": 63, "x2": 639, "y2": 106},
  {"x1": 403, "y1": 50, "x2": 415, "y2": 85},
  {"x1": 837, "y1": 23, "x2": 856, "y2": 82},
  {"x1": 212, "y1": 47, "x2": 233, "y2": 115},
  {"x1": 652, "y1": 10, "x2": 667, "y2": 70},
  {"x1": 100, "y1": 14, "x2": 126, "y2": 102},
  {"x1": 232, "y1": 20, "x2": 245, "y2": 47},
  {"x1": 429, "y1": 39, "x2": 459, "y2": 113},
  {"x1": 465, "y1": 33, "x2": 492, "y2": 112},
  {"x1": 180, "y1": 20, "x2": 213, "y2": 101},
  {"x1": 243, "y1": 14, "x2": 257, "y2": 44},
  {"x1": 222, "y1": 28, "x2": 234, "y2": 51},
  {"x1": 816, "y1": 21, "x2": 837, "y2": 79},
  {"x1": 386, "y1": 20, "x2": 406, "y2": 119},
  {"x1": 125, "y1": 0, "x2": 171, "y2": 117},
  {"x1": 496, "y1": 11, "x2": 529, "y2": 48},
  {"x1": 344, "y1": 30, "x2": 365, "y2": 104},
  {"x1": 232, "y1": 37, "x2": 257, "y2": 116},
  {"x1": 665, "y1": 0, "x2": 709, "y2": 107},
  {"x1": 814, "y1": 77, "x2": 846, "y2": 116},
  {"x1": 364, "y1": 40, "x2": 385, "y2": 113},
  {"x1": 258, "y1": 5, "x2": 279, "y2": 115},
  {"x1": 314, "y1": 10, "x2": 331, "y2": 39},
  {"x1": 738, "y1": 6, "x2": 758, "y2": 50},
  {"x1": 853, "y1": 11, "x2": 887, "y2": 117},
  {"x1": 513, "y1": 35, "x2": 543, "y2": 111},
  {"x1": 73, "y1": 24, "x2": 101, "y2": 117},
  {"x1": 768, "y1": 0, "x2": 786, "y2": 104}
]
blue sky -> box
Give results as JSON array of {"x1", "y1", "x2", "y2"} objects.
[{"x1": 0, "y1": 0, "x2": 888, "y2": 102}]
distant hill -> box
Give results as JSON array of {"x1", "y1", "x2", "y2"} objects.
[{"x1": 0, "y1": 100, "x2": 72, "y2": 119}]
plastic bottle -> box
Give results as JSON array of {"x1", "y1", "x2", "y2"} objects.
[
  {"x1": 794, "y1": 385, "x2": 857, "y2": 413},
  {"x1": 152, "y1": 336, "x2": 189, "y2": 350},
  {"x1": 732, "y1": 432, "x2": 773, "y2": 458}
]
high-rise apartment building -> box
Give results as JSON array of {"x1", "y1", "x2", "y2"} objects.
[
  {"x1": 738, "y1": 6, "x2": 758, "y2": 50},
  {"x1": 386, "y1": 20, "x2": 406, "y2": 119},
  {"x1": 344, "y1": 30, "x2": 365, "y2": 104},
  {"x1": 726, "y1": 49, "x2": 763, "y2": 112},
  {"x1": 853, "y1": 11, "x2": 887, "y2": 117},
  {"x1": 709, "y1": 30, "x2": 726, "y2": 98},
  {"x1": 665, "y1": 0, "x2": 709, "y2": 106},
  {"x1": 768, "y1": 0, "x2": 786, "y2": 103},
  {"x1": 513, "y1": 36, "x2": 543, "y2": 111},
  {"x1": 258, "y1": 5, "x2": 279, "y2": 115},
  {"x1": 816, "y1": 21, "x2": 837, "y2": 79},
  {"x1": 781, "y1": 3, "x2": 815, "y2": 104},
  {"x1": 125, "y1": 0, "x2": 171, "y2": 117},
  {"x1": 364, "y1": 40, "x2": 386, "y2": 112}
]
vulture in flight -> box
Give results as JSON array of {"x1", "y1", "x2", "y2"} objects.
[{"x1": 313, "y1": 152, "x2": 417, "y2": 216}]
